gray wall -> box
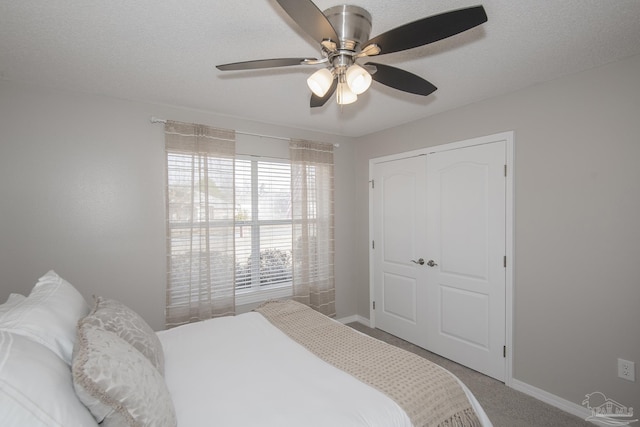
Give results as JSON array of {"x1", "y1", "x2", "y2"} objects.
[
  {"x1": 353, "y1": 54, "x2": 640, "y2": 413},
  {"x1": 0, "y1": 81, "x2": 357, "y2": 330},
  {"x1": 1, "y1": 52, "x2": 638, "y2": 416}
]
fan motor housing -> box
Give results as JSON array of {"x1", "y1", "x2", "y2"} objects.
[{"x1": 323, "y1": 5, "x2": 372, "y2": 52}]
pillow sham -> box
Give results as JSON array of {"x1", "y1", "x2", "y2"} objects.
[
  {"x1": 0, "y1": 331, "x2": 99, "y2": 427},
  {"x1": 0, "y1": 270, "x2": 89, "y2": 364},
  {"x1": 81, "y1": 296, "x2": 164, "y2": 375},
  {"x1": 72, "y1": 322, "x2": 177, "y2": 427},
  {"x1": 0, "y1": 293, "x2": 26, "y2": 315}
]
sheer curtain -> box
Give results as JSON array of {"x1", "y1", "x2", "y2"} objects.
[
  {"x1": 164, "y1": 121, "x2": 236, "y2": 327},
  {"x1": 290, "y1": 139, "x2": 335, "y2": 317}
]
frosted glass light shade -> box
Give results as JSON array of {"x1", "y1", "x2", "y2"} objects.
[
  {"x1": 307, "y1": 68, "x2": 334, "y2": 97},
  {"x1": 345, "y1": 64, "x2": 372, "y2": 95},
  {"x1": 336, "y1": 82, "x2": 357, "y2": 105}
]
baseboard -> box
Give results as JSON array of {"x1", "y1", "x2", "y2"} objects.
[
  {"x1": 510, "y1": 379, "x2": 609, "y2": 426},
  {"x1": 336, "y1": 314, "x2": 370, "y2": 327},
  {"x1": 337, "y1": 319, "x2": 608, "y2": 425}
]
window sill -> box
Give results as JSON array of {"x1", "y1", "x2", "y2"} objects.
[{"x1": 235, "y1": 284, "x2": 292, "y2": 306}]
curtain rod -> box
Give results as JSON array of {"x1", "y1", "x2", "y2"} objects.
[{"x1": 150, "y1": 116, "x2": 339, "y2": 148}]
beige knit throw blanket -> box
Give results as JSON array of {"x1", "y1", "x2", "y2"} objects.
[{"x1": 255, "y1": 300, "x2": 481, "y2": 427}]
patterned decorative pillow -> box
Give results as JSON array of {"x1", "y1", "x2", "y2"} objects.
[
  {"x1": 72, "y1": 322, "x2": 177, "y2": 427},
  {"x1": 82, "y1": 296, "x2": 164, "y2": 375}
]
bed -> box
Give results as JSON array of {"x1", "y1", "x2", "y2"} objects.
[{"x1": 0, "y1": 270, "x2": 492, "y2": 427}]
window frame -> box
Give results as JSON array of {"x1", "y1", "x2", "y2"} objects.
[{"x1": 234, "y1": 155, "x2": 293, "y2": 306}]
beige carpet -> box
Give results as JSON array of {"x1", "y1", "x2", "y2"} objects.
[{"x1": 347, "y1": 323, "x2": 592, "y2": 427}]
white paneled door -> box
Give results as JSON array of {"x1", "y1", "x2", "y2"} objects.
[
  {"x1": 371, "y1": 140, "x2": 507, "y2": 381},
  {"x1": 425, "y1": 141, "x2": 506, "y2": 381},
  {"x1": 372, "y1": 155, "x2": 429, "y2": 348}
]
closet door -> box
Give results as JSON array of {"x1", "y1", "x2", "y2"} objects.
[
  {"x1": 371, "y1": 138, "x2": 508, "y2": 382},
  {"x1": 371, "y1": 155, "x2": 428, "y2": 348},
  {"x1": 425, "y1": 141, "x2": 506, "y2": 381}
]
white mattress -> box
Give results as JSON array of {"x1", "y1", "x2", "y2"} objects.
[{"x1": 157, "y1": 312, "x2": 491, "y2": 427}]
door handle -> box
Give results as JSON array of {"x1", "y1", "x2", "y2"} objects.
[
  {"x1": 411, "y1": 258, "x2": 425, "y2": 265},
  {"x1": 426, "y1": 260, "x2": 438, "y2": 267}
]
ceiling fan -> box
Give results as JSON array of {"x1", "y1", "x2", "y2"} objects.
[{"x1": 216, "y1": 0, "x2": 487, "y2": 107}]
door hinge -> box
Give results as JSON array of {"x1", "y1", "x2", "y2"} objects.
[
  {"x1": 503, "y1": 346, "x2": 506, "y2": 358},
  {"x1": 372, "y1": 240, "x2": 375, "y2": 249},
  {"x1": 373, "y1": 301, "x2": 376, "y2": 310},
  {"x1": 370, "y1": 179, "x2": 375, "y2": 189},
  {"x1": 504, "y1": 164, "x2": 507, "y2": 177},
  {"x1": 503, "y1": 256, "x2": 507, "y2": 268}
]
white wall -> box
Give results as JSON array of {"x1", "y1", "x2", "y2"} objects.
[
  {"x1": 0, "y1": 81, "x2": 358, "y2": 330},
  {"x1": 352, "y1": 54, "x2": 640, "y2": 414}
]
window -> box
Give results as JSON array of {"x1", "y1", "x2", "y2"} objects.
[
  {"x1": 165, "y1": 121, "x2": 335, "y2": 325},
  {"x1": 234, "y1": 157, "x2": 293, "y2": 304},
  {"x1": 166, "y1": 155, "x2": 292, "y2": 306}
]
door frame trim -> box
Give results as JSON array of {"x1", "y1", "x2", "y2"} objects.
[{"x1": 368, "y1": 131, "x2": 515, "y2": 386}]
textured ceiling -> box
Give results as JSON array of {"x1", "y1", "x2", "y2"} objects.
[{"x1": 1, "y1": 0, "x2": 640, "y2": 137}]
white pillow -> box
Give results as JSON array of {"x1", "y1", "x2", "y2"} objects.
[
  {"x1": 72, "y1": 323, "x2": 177, "y2": 427},
  {"x1": 0, "y1": 270, "x2": 89, "y2": 364},
  {"x1": 0, "y1": 331, "x2": 99, "y2": 427},
  {"x1": 0, "y1": 294, "x2": 26, "y2": 316}
]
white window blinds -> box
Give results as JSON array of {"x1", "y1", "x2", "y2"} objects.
[
  {"x1": 235, "y1": 158, "x2": 293, "y2": 297},
  {"x1": 165, "y1": 122, "x2": 335, "y2": 325}
]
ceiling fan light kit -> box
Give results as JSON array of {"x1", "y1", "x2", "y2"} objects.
[
  {"x1": 345, "y1": 64, "x2": 372, "y2": 95},
  {"x1": 216, "y1": 1, "x2": 488, "y2": 108},
  {"x1": 307, "y1": 68, "x2": 334, "y2": 97},
  {"x1": 322, "y1": 5, "x2": 374, "y2": 104},
  {"x1": 336, "y1": 80, "x2": 358, "y2": 105}
]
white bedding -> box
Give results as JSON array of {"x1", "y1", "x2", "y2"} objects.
[{"x1": 158, "y1": 312, "x2": 491, "y2": 427}]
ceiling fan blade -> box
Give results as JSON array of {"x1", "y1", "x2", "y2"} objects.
[
  {"x1": 216, "y1": 58, "x2": 316, "y2": 71},
  {"x1": 363, "y1": 6, "x2": 487, "y2": 56},
  {"x1": 368, "y1": 63, "x2": 437, "y2": 96},
  {"x1": 275, "y1": 0, "x2": 339, "y2": 43},
  {"x1": 310, "y1": 79, "x2": 338, "y2": 108}
]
